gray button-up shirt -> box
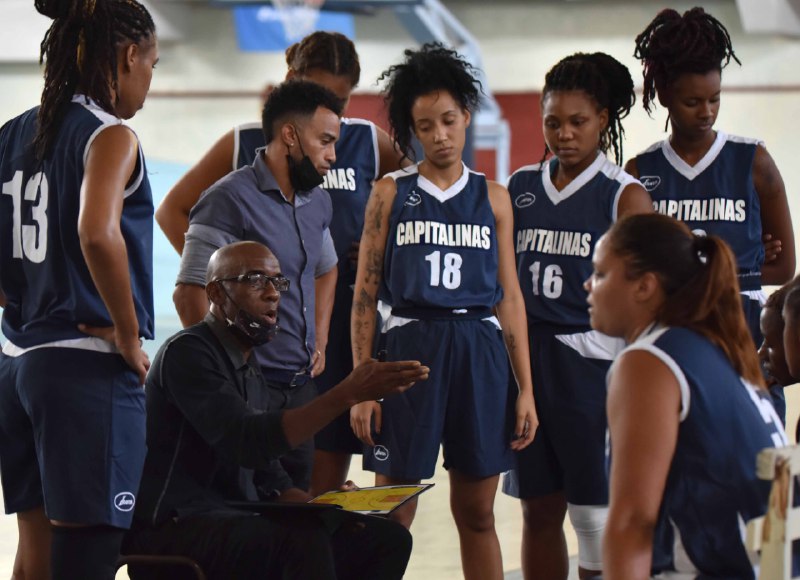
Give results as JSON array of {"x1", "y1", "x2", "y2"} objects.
[{"x1": 177, "y1": 150, "x2": 337, "y2": 376}]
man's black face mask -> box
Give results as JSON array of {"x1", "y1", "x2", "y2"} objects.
[{"x1": 286, "y1": 127, "x2": 324, "y2": 192}]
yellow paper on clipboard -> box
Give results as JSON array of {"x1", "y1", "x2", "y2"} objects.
[{"x1": 308, "y1": 483, "x2": 434, "y2": 516}]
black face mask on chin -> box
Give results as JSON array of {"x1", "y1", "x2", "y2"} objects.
[
  {"x1": 286, "y1": 129, "x2": 324, "y2": 192},
  {"x1": 220, "y1": 288, "x2": 279, "y2": 347}
]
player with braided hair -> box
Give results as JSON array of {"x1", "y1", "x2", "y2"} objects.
[
  {"x1": 502, "y1": 52, "x2": 651, "y2": 579},
  {"x1": 0, "y1": 1, "x2": 157, "y2": 578},
  {"x1": 627, "y1": 7, "x2": 795, "y2": 420},
  {"x1": 350, "y1": 42, "x2": 537, "y2": 579}
]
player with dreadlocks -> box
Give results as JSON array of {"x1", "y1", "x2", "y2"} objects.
[
  {"x1": 501, "y1": 52, "x2": 651, "y2": 579},
  {"x1": 0, "y1": 1, "x2": 157, "y2": 578},
  {"x1": 350, "y1": 43, "x2": 537, "y2": 579},
  {"x1": 627, "y1": 6, "x2": 795, "y2": 421}
]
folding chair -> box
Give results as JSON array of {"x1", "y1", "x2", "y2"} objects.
[{"x1": 745, "y1": 444, "x2": 800, "y2": 580}]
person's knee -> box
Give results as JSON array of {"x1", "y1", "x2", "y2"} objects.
[
  {"x1": 380, "y1": 517, "x2": 412, "y2": 558},
  {"x1": 567, "y1": 503, "x2": 608, "y2": 571},
  {"x1": 279, "y1": 516, "x2": 331, "y2": 556},
  {"x1": 521, "y1": 493, "x2": 568, "y2": 530},
  {"x1": 365, "y1": 517, "x2": 412, "y2": 578},
  {"x1": 451, "y1": 496, "x2": 496, "y2": 533}
]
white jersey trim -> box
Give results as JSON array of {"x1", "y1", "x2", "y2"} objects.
[
  {"x1": 554, "y1": 330, "x2": 625, "y2": 361},
  {"x1": 380, "y1": 310, "x2": 501, "y2": 333},
  {"x1": 542, "y1": 152, "x2": 605, "y2": 205},
  {"x1": 615, "y1": 326, "x2": 691, "y2": 422},
  {"x1": 123, "y1": 146, "x2": 146, "y2": 199},
  {"x1": 660, "y1": 130, "x2": 730, "y2": 181},
  {"x1": 669, "y1": 517, "x2": 699, "y2": 574},
  {"x1": 741, "y1": 379, "x2": 788, "y2": 446},
  {"x1": 74, "y1": 95, "x2": 144, "y2": 199},
  {"x1": 341, "y1": 117, "x2": 380, "y2": 181},
  {"x1": 742, "y1": 289, "x2": 767, "y2": 306},
  {"x1": 416, "y1": 162, "x2": 473, "y2": 203},
  {"x1": 233, "y1": 121, "x2": 262, "y2": 171},
  {"x1": 725, "y1": 133, "x2": 765, "y2": 148},
  {"x1": 386, "y1": 164, "x2": 419, "y2": 181},
  {"x1": 507, "y1": 162, "x2": 543, "y2": 187},
  {"x1": 661, "y1": 130, "x2": 726, "y2": 180},
  {"x1": 2, "y1": 337, "x2": 119, "y2": 356},
  {"x1": 599, "y1": 162, "x2": 639, "y2": 223}
]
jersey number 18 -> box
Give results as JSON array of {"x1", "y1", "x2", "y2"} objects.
[{"x1": 425, "y1": 250, "x2": 463, "y2": 289}]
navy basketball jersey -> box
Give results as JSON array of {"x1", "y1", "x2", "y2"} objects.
[
  {"x1": 380, "y1": 164, "x2": 503, "y2": 310},
  {"x1": 509, "y1": 154, "x2": 638, "y2": 328},
  {"x1": 615, "y1": 325, "x2": 786, "y2": 577},
  {"x1": 635, "y1": 131, "x2": 764, "y2": 290},
  {"x1": 0, "y1": 95, "x2": 154, "y2": 348},
  {"x1": 234, "y1": 118, "x2": 379, "y2": 286}
]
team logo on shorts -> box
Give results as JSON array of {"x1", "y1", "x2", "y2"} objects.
[
  {"x1": 404, "y1": 191, "x2": 422, "y2": 207},
  {"x1": 114, "y1": 492, "x2": 136, "y2": 512},
  {"x1": 640, "y1": 176, "x2": 661, "y2": 191},
  {"x1": 514, "y1": 192, "x2": 536, "y2": 209},
  {"x1": 373, "y1": 445, "x2": 390, "y2": 461}
]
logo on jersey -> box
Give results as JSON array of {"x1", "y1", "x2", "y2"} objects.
[
  {"x1": 653, "y1": 198, "x2": 746, "y2": 223},
  {"x1": 404, "y1": 191, "x2": 422, "y2": 207},
  {"x1": 640, "y1": 176, "x2": 661, "y2": 191},
  {"x1": 373, "y1": 445, "x2": 390, "y2": 461},
  {"x1": 396, "y1": 220, "x2": 491, "y2": 249},
  {"x1": 514, "y1": 192, "x2": 536, "y2": 209},
  {"x1": 114, "y1": 492, "x2": 136, "y2": 512},
  {"x1": 516, "y1": 228, "x2": 593, "y2": 257}
]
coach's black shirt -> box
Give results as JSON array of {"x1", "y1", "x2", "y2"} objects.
[{"x1": 133, "y1": 313, "x2": 292, "y2": 527}]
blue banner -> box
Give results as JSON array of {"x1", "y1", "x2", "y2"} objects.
[{"x1": 234, "y1": 6, "x2": 356, "y2": 52}]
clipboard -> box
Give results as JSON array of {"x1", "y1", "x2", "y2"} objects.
[{"x1": 308, "y1": 483, "x2": 434, "y2": 516}]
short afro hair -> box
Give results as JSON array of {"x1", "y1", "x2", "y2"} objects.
[{"x1": 261, "y1": 79, "x2": 344, "y2": 144}]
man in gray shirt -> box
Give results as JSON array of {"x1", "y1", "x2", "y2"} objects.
[{"x1": 173, "y1": 80, "x2": 342, "y2": 490}]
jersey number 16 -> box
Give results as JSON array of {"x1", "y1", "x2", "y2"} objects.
[{"x1": 529, "y1": 261, "x2": 563, "y2": 299}]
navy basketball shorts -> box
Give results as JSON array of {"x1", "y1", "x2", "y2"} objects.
[
  {"x1": 314, "y1": 292, "x2": 362, "y2": 454},
  {"x1": 0, "y1": 347, "x2": 146, "y2": 528},
  {"x1": 363, "y1": 317, "x2": 516, "y2": 480},
  {"x1": 503, "y1": 331, "x2": 610, "y2": 505},
  {"x1": 741, "y1": 292, "x2": 763, "y2": 347}
]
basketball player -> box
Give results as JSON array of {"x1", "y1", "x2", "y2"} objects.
[
  {"x1": 0, "y1": 1, "x2": 157, "y2": 578},
  {"x1": 627, "y1": 7, "x2": 795, "y2": 421},
  {"x1": 768, "y1": 278, "x2": 800, "y2": 441},
  {"x1": 157, "y1": 31, "x2": 405, "y2": 495},
  {"x1": 589, "y1": 213, "x2": 787, "y2": 578},
  {"x1": 350, "y1": 43, "x2": 537, "y2": 580},
  {"x1": 502, "y1": 53, "x2": 651, "y2": 579}
]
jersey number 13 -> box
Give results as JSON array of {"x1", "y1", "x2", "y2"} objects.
[{"x1": 2, "y1": 170, "x2": 49, "y2": 263}]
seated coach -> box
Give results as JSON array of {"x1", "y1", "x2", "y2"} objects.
[{"x1": 123, "y1": 241, "x2": 429, "y2": 579}]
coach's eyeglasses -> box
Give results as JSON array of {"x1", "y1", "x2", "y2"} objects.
[{"x1": 215, "y1": 272, "x2": 291, "y2": 292}]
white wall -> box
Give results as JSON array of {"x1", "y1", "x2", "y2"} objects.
[{"x1": 2, "y1": 0, "x2": 800, "y2": 264}]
